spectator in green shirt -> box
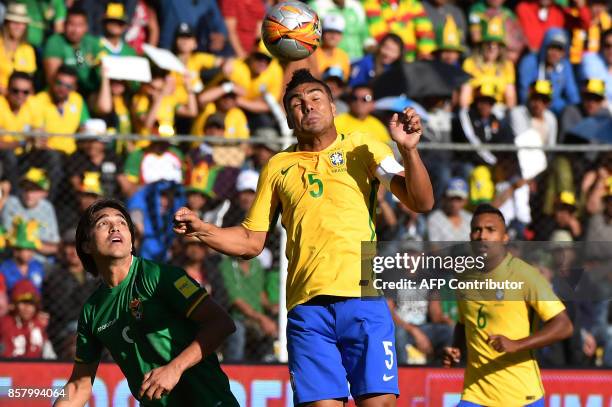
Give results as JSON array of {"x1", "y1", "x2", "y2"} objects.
[
  {"x1": 220, "y1": 256, "x2": 278, "y2": 362},
  {"x1": 17, "y1": 0, "x2": 66, "y2": 49},
  {"x1": 43, "y1": 6, "x2": 101, "y2": 96},
  {"x1": 99, "y1": 3, "x2": 137, "y2": 57}
]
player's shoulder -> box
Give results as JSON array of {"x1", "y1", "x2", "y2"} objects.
[{"x1": 506, "y1": 255, "x2": 543, "y2": 283}]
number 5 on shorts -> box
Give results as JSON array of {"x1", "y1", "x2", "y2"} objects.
[{"x1": 383, "y1": 341, "x2": 394, "y2": 369}]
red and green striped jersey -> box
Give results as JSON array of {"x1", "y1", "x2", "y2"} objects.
[{"x1": 364, "y1": 0, "x2": 436, "y2": 61}]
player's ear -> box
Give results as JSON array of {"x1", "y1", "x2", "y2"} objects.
[{"x1": 502, "y1": 231, "x2": 510, "y2": 243}]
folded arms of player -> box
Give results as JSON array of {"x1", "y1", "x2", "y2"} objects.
[
  {"x1": 173, "y1": 207, "x2": 267, "y2": 259},
  {"x1": 384, "y1": 108, "x2": 434, "y2": 213},
  {"x1": 138, "y1": 296, "x2": 236, "y2": 402}
]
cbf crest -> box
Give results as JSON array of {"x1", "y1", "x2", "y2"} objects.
[
  {"x1": 130, "y1": 298, "x2": 143, "y2": 320},
  {"x1": 328, "y1": 150, "x2": 346, "y2": 173}
]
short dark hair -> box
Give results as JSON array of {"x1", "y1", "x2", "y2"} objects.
[
  {"x1": 472, "y1": 203, "x2": 506, "y2": 226},
  {"x1": 8, "y1": 71, "x2": 33, "y2": 87},
  {"x1": 76, "y1": 198, "x2": 136, "y2": 276},
  {"x1": 282, "y1": 69, "x2": 333, "y2": 111},
  {"x1": 67, "y1": 6, "x2": 88, "y2": 20},
  {"x1": 56, "y1": 64, "x2": 78, "y2": 80},
  {"x1": 379, "y1": 33, "x2": 404, "y2": 57}
]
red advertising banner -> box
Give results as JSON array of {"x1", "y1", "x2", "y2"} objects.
[{"x1": 0, "y1": 362, "x2": 611, "y2": 406}]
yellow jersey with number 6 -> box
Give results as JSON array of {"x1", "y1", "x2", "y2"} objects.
[
  {"x1": 457, "y1": 254, "x2": 565, "y2": 406},
  {"x1": 242, "y1": 132, "x2": 395, "y2": 310}
]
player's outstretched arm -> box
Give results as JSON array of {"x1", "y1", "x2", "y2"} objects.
[
  {"x1": 139, "y1": 296, "x2": 236, "y2": 401},
  {"x1": 173, "y1": 207, "x2": 267, "y2": 259},
  {"x1": 53, "y1": 362, "x2": 99, "y2": 407},
  {"x1": 388, "y1": 108, "x2": 434, "y2": 213},
  {"x1": 488, "y1": 310, "x2": 573, "y2": 353}
]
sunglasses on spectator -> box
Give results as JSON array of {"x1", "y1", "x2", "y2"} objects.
[
  {"x1": 55, "y1": 79, "x2": 75, "y2": 90},
  {"x1": 350, "y1": 94, "x2": 373, "y2": 102},
  {"x1": 9, "y1": 87, "x2": 31, "y2": 95}
]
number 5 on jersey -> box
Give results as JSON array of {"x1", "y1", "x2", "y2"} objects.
[{"x1": 308, "y1": 174, "x2": 323, "y2": 198}]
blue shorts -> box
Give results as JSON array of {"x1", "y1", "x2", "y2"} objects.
[
  {"x1": 458, "y1": 397, "x2": 544, "y2": 407},
  {"x1": 287, "y1": 296, "x2": 399, "y2": 405}
]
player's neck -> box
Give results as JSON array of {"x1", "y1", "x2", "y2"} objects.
[
  {"x1": 98, "y1": 255, "x2": 133, "y2": 288},
  {"x1": 483, "y1": 251, "x2": 508, "y2": 272},
  {"x1": 296, "y1": 128, "x2": 338, "y2": 152}
]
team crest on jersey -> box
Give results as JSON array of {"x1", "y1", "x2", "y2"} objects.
[
  {"x1": 495, "y1": 289, "x2": 504, "y2": 301},
  {"x1": 130, "y1": 298, "x2": 143, "y2": 320},
  {"x1": 329, "y1": 151, "x2": 345, "y2": 166}
]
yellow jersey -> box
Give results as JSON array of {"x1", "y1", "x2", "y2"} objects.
[
  {"x1": 32, "y1": 91, "x2": 89, "y2": 154},
  {"x1": 315, "y1": 47, "x2": 351, "y2": 82},
  {"x1": 222, "y1": 59, "x2": 284, "y2": 101},
  {"x1": 191, "y1": 103, "x2": 249, "y2": 139},
  {"x1": 242, "y1": 132, "x2": 396, "y2": 310},
  {"x1": 173, "y1": 52, "x2": 218, "y2": 104},
  {"x1": 132, "y1": 93, "x2": 178, "y2": 147},
  {"x1": 0, "y1": 96, "x2": 38, "y2": 143},
  {"x1": 457, "y1": 254, "x2": 566, "y2": 406},
  {"x1": 0, "y1": 38, "x2": 37, "y2": 89},
  {"x1": 334, "y1": 113, "x2": 391, "y2": 144}
]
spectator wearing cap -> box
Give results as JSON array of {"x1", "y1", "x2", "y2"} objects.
[
  {"x1": 43, "y1": 6, "x2": 102, "y2": 96},
  {"x1": 322, "y1": 66, "x2": 349, "y2": 114},
  {"x1": 0, "y1": 3, "x2": 36, "y2": 95},
  {"x1": 32, "y1": 64, "x2": 90, "y2": 155},
  {"x1": 310, "y1": 0, "x2": 370, "y2": 61},
  {"x1": 423, "y1": 0, "x2": 468, "y2": 52},
  {"x1": 468, "y1": 0, "x2": 526, "y2": 63},
  {"x1": 433, "y1": 15, "x2": 465, "y2": 66},
  {"x1": 99, "y1": 3, "x2": 137, "y2": 58},
  {"x1": 518, "y1": 28, "x2": 581, "y2": 115},
  {"x1": 219, "y1": 0, "x2": 265, "y2": 58},
  {"x1": 314, "y1": 14, "x2": 351, "y2": 82},
  {"x1": 57, "y1": 171, "x2": 105, "y2": 233},
  {"x1": 335, "y1": 85, "x2": 391, "y2": 144},
  {"x1": 1, "y1": 168, "x2": 59, "y2": 257},
  {"x1": 510, "y1": 80, "x2": 558, "y2": 147},
  {"x1": 462, "y1": 16, "x2": 517, "y2": 109},
  {"x1": 545, "y1": 191, "x2": 582, "y2": 240},
  {"x1": 363, "y1": 0, "x2": 436, "y2": 62},
  {"x1": 0, "y1": 217, "x2": 45, "y2": 292},
  {"x1": 42, "y1": 227, "x2": 98, "y2": 356},
  {"x1": 580, "y1": 29, "x2": 612, "y2": 106},
  {"x1": 159, "y1": 0, "x2": 228, "y2": 54},
  {"x1": 516, "y1": 0, "x2": 590, "y2": 52},
  {"x1": 18, "y1": 0, "x2": 66, "y2": 49},
  {"x1": 65, "y1": 119, "x2": 124, "y2": 204},
  {"x1": 426, "y1": 177, "x2": 471, "y2": 242},
  {"x1": 560, "y1": 79, "x2": 610, "y2": 143},
  {"x1": 185, "y1": 161, "x2": 221, "y2": 224},
  {"x1": 220, "y1": 169, "x2": 259, "y2": 228},
  {"x1": 452, "y1": 84, "x2": 514, "y2": 176},
  {"x1": 0, "y1": 279, "x2": 55, "y2": 359}
]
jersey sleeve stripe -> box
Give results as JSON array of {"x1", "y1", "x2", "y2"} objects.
[{"x1": 185, "y1": 291, "x2": 209, "y2": 318}]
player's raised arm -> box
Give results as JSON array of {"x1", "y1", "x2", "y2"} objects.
[
  {"x1": 388, "y1": 108, "x2": 435, "y2": 213},
  {"x1": 173, "y1": 207, "x2": 267, "y2": 259},
  {"x1": 53, "y1": 361, "x2": 99, "y2": 407}
]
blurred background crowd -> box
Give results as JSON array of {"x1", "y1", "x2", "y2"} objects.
[{"x1": 0, "y1": 0, "x2": 610, "y2": 368}]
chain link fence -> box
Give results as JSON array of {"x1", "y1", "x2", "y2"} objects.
[{"x1": 0, "y1": 131, "x2": 610, "y2": 368}]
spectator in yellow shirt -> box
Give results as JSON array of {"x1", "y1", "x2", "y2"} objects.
[
  {"x1": 0, "y1": 3, "x2": 36, "y2": 95},
  {"x1": 191, "y1": 81, "x2": 249, "y2": 140},
  {"x1": 335, "y1": 85, "x2": 391, "y2": 143},
  {"x1": 0, "y1": 71, "x2": 37, "y2": 188},
  {"x1": 32, "y1": 65, "x2": 90, "y2": 155},
  {"x1": 315, "y1": 14, "x2": 351, "y2": 82}
]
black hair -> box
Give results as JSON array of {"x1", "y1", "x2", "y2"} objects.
[
  {"x1": 350, "y1": 84, "x2": 373, "y2": 95},
  {"x1": 472, "y1": 203, "x2": 506, "y2": 226},
  {"x1": 75, "y1": 198, "x2": 136, "y2": 276},
  {"x1": 56, "y1": 64, "x2": 78, "y2": 79},
  {"x1": 282, "y1": 69, "x2": 334, "y2": 112},
  {"x1": 379, "y1": 33, "x2": 404, "y2": 57},
  {"x1": 8, "y1": 71, "x2": 33, "y2": 86},
  {"x1": 66, "y1": 6, "x2": 88, "y2": 20}
]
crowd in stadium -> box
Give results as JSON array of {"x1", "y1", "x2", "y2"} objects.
[{"x1": 0, "y1": 0, "x2": 610, "y2": 369}]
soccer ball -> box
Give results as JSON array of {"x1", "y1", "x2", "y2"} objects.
[{"x1": 261, "y1": 1, "x2": 321, "y2": 61}]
